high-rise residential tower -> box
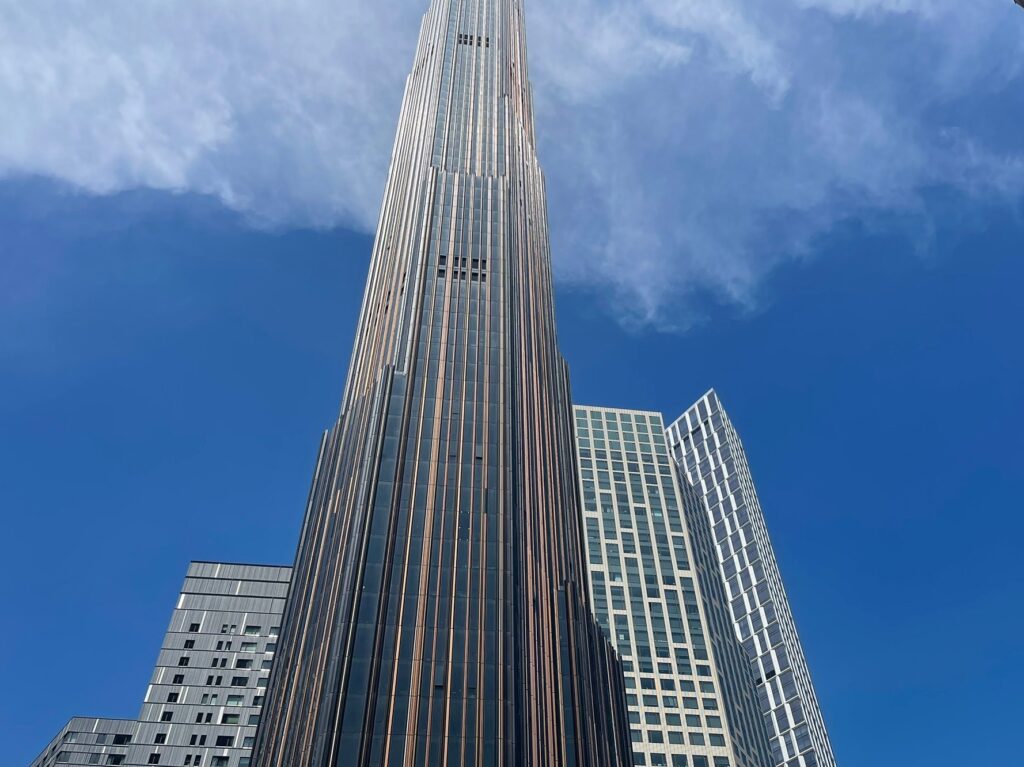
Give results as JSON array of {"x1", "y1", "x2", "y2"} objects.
[
  {"x1": 29, "y1": 562, "x2": 291, "y2": 767},
  {"x1": 252, "y1": 1, "x2": 631, "y2": 765},
  {"x1": 572, "y1": 406, "x2": 772, "y2": 767},
  {"x1": 666, "y1": 391, "x2": 836, "y2": 767}
]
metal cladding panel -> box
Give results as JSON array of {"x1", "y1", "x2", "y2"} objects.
[
  {"x1": 28, "y1": 563, "x2": 292, "y2": 767},
  {"x1": 251, "y1": 1, "x2": 631, "y2": 765},
  {"x1": 29, "y1": 718, "x2": 137, "y2": 767},
  {"x1": 667, "y1": 392, "x2": 837, "y2": 767}
]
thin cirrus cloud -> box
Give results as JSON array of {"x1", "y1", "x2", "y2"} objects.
[{"x1": 0, "y1": 0, "x2": 1021, "y2": 329}]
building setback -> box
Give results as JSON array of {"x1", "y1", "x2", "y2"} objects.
[
  {"x1": 29, "y1": 562, "x2": 291, "y2": 767},
  {"x1": 666, "y1": 391, "x2": 836, "y2": 767},
  {"x1": 573, "y1": 406, "x2": 772, "y2": 767},
  {"x1": 251, "y1": 0, "x2": 631, "y2": 765}
]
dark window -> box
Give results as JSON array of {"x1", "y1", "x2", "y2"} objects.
[
  {"x1": 178, "y1": 656, "x2": 189, "y2": 667},
  {"x1": 215, "y1": 735, "x2": 235, "y2": 747},
  {"x1": 189, "y1": 623, "x2": 201, "y2": 632},
  {"x1": 231, "y1": 676, "x2": 249, "y2": 687},
  {"x1": 155, "y1": 733, "x2": 167, "y2": 744},
  {"x1": 172, "y1": 674, "x2": 185, "y2": 685},
  {"x1": 148, "y1": 755, "x2": 161, "y2": 765},
  {"x1": 184, "y1": 639, "x2": 195, "y2": 649},
  {"x1": 160, "y1": 712, "x2": 173, "y2": 722},
  {"x1": 112, "y1": 734, "x2": 131, "y2": 745}
]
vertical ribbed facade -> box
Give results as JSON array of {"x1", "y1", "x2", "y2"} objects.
[
  {"x1": 252, "y1": 1, "x2": 631, "y2": 765},
  {"x1": 666, "y1": 391, "x2": 836, "y2": 767}
]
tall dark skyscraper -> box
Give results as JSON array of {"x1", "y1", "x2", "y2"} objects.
[{"x1": 252, "y1": 0, "x2": 631, "y2": 765}]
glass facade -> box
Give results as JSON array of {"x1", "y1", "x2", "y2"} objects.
[
  {"x1": 573, "y1": 406, "x2": 772, "y2": 767},
  {"x1": 666, "y1": 391, "x2": 836, "y2": 767},
  {"x1": 252, "y1": 1, "x2": 631, "y2": 765}
]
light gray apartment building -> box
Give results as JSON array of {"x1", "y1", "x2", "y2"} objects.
[
  {"x1": 29, "y1": 562, "x2": 290, "y2": 767},
  {"x1": 572, "y1": 405, "x2": 772, "y2": 767},
  {"x1": 666, "y1": 391, "x2": 836, "y2": 767}
]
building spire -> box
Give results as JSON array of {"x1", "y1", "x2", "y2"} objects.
[{"x1": 252, "y1": 0, "x2": 632, "y2": 764}]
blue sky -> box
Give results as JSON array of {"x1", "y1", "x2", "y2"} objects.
[{"x1": 2, "y1": 0, "x2": 1024, "y2": 765}]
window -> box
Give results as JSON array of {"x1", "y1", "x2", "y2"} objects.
[
  {"x1": 160, "y1": 712, "x2": 173, "y2": 722},
  {"x1": 227, "y1": 694, "x2": 244, "y2": 706},
  {"x1": 189, "y1": 622, "x2": 201, "y2": 632},
  {"x1": 56, "y1": 753, "x2": 69, "y2": 763},
  {"x1": 147, "y1": 755, "x2": 161, "y2": 765},
  {"x1": 240, "y1": 642, "x2": 257, "y2": 652},
  {"x1": 215, "y1": 735, "x2": 235, "y2": 747},
  {"x1": 106, "y1": 757, "x2": 125, "y2": 766},
  {"x1": 235, "y1": 659, "x2": 252, "y2": 669},
  {"x1": 89, "y1": 755, "x2": 101, "y2": 765},
  {"x1": 155, "y1": 733, "x2": 167, "y2": 744},
  {"x1": 244, "y1": 625, "x2": 261, "y2": 636},
  {"x1": 167, "y1": 692, "x2": 179, "y2": 703},
  {"x1": 113, "y1": 734, "x2": 131, "y2": 745},
  {"x1": 184, "y1": 639, "x2": 195, "y2": 649},
  {"x1": 212, "y1": 759, "x2": 228, "y2": 767},
  {"x1": 221, "y1": 713, "x2": 240, "y2": 724},
  {"x1": 248, "y1": 714, "x2": 260, "y2": 725},
  {"x1": 178, "y1": 656, "x2": 190, "y2": 667},
  {"x1": 172, "y1": 674, "x2": 185, "y2": 685},
  {"x1": 231, "y1": 676, "x2": 249, "y2": 687}
]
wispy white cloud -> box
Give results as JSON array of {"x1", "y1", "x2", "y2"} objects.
[{"x1": 0, "y1": 0, "x2": 1021, "y2": 329}]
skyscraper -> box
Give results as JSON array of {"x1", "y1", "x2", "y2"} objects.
[
  {"x1": 572, "y1": 405, "x2": 771, "y2": 767},
  {"x1": 666, "y1": 391, "x2": 836, "y2": 767},
  {"x1": 29, "y1": 562, "x2": 291, "y2": 767},
  {"x1": 252, "y1": 1, "x2": 631, "y2": 765}
]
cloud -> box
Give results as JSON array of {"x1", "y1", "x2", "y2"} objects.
[{"x1": 1, "y1": 0, "x2": 1021, "y2": 329}]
